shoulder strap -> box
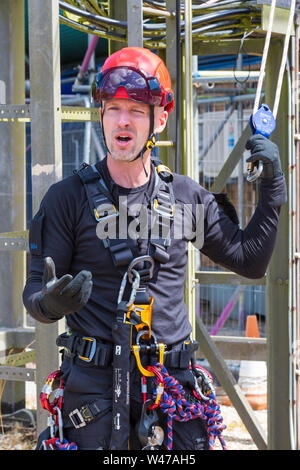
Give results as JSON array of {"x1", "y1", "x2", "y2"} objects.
[
  {"x1": 77, "y1": 163, "x2": 134, "y2": 268},
  {"x1": 76, "y1": 161, "x2": 175, "y2": 268}
]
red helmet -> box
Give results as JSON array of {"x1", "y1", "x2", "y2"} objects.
[{"x1": 92, "y1": 47, "x2": 174, "y2": 114}]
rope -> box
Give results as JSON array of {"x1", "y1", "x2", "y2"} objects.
[
  {"x1": 42, "y1": 437, "x2": 78, "y2": 450},
  {"x1": 151, "y1": 363, "x2": 227, "y2": 450}
]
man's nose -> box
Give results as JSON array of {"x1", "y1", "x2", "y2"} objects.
[{"x1": 117, "y1": 109, "x2": 131, "y2": 127}]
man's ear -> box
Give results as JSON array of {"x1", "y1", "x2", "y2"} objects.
[
  {"x1": 154, "y1": 108, "x2": 168, "y2": 134},
  {"x1": 99, "y1": 106, "x2": 103, "y2": 124}
]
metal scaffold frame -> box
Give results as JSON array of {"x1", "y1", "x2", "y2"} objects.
[{"x1": 0, "y1": 0, "x2": 299, "y2": 450}]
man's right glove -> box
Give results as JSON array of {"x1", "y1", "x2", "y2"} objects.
[
  {"x1": 245, "y1": 134, "x2": 282, "y2": 179},
  {"x1": 39, "y1": 257, "x2": 93, "y2": 320}
]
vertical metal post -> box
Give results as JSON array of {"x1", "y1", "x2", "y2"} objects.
[
  {"x1": 165, "y1": 0, "x2": 177, "y2": 172},
  {"x1": 127, "y1": 0, "x2": 143, "y2": 47},
  {"x1": 265, "y1": 39, "x2": 291, "y2": 449},
  {"x1": 108, "y1": 0, "x2": 127, "y2": 54},
  {"x1": 28, "y1": 0, "x2": 64, "y2": 434},
  {"x1": 183, "y1": 0, "x2": 195, "y2": 337},
  {"x1": 0, "y1": 0, "x2": 26, "y2": 328},
  {"x1": 0, "y1": 0, "x2": 26, "y2": 412},
  {"x1": 236, "y1": 54, "x2": 244, "y2": 228},
  {"x1": 294, "y1": 16, "x2": 300, "y2": 449}
]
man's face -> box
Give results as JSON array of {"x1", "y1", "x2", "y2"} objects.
[{"x1": 101, "y1": 98, "x2": 167, "y2": 162}]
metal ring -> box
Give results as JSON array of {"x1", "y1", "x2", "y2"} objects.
[{"x1": 127, "y1": 256, "x2": 155, "y2": 283}]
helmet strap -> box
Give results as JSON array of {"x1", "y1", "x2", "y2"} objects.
[{"x1": 132, "y1": 105, "x2": 156, "y2": 177}]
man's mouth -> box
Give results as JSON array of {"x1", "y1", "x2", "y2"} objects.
[{"x1": 115, "y1": 133, "x2": 134, "y2": 147}]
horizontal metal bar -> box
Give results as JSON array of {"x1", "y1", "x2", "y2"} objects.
[
  {"x1": 0, "y1": 350, "x2": 36, "y2": 367},
  {"x1": 193, "y1": 71, "x2": 261, "y2": 83},
  {"x1": 0, "y1": 104, "x2": 30, "y2": 121},
  {"x1": 193, "y1": 38, "x2": 265, "y2": 56},
  {"x1": 0, "y1": 238, "x2": 29, "y2": 251},
  {"x1": 0, "y1": 366, "x2": 36, "y2": 382},
  {"x1": 0, "y1": 105, "x2": 100, "y2": 122},
  {"x1": 156, "y1": 140, "x2": 174, "y2": 147},
  {"x1": 142, "y1": 6, "x2": 173, "y2": 17},
  {"x1": 195, "y1": 270, "x2": 266, "y2": 285},
  {"x1": 0, "y1": 231, "x2": 29, "y2": 251},
  {"x1": 197, "y1": 335, "x2": 267, "y2": 361},
  {"x1": 61, "y1": 105, "x2": 99, "y2": 122}
]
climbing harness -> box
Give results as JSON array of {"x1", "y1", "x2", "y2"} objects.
[{"x1": 247, "y1": 0, "x2": 296, "y2": 181}]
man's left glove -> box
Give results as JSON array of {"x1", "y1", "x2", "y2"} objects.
[
  {"x1": 245, "y1": 134, "x2": 282, "y2": 179},
  {"x1": 39, "y1": 256, "x2": 93, "y2": 320}
]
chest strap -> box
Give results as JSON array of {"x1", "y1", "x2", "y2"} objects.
[{"x1": 76, "y1": 161, "x2": 175, "y2": 270}]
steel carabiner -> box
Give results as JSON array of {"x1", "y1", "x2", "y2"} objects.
[{"x1": 127, "y1": 255, "x2": 155, "y2": 284}]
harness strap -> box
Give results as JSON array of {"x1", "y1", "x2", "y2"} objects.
[
  {"x1": 76, "y1": 161, "x2": 175, "y2": 271},
  {"x1": 162, "y1": 341, "x2": 198, "y2": 369},
  {"x1": 56, "y1": 332, "x2": 113, "y2": 367},
  {"x1": 67, "y1": 397, "x2": 112, "y2": 430}
]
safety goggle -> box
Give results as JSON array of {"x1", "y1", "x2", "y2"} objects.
[{"x1": 92, "y1": 66, "x2": 173, "y2": 108}]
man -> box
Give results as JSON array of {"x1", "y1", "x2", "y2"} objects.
[{"x1": 23, "y1": 47, "x2": 287, "y2": 450}]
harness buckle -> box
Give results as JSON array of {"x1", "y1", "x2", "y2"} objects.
[
  {"x1": 94, "y1": 202, "x2": 118, "y2": 222},
  {"x1": 153, "y1": 196, "x2": 174, "y2": 219},
  {"x1": 68, "y1": 408, "x2": 87, "y2": 429},
  {"x1": 78, "y1": 336, "x2": 96, "y2": 363}
]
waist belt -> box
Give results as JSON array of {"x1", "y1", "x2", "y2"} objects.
[
  {"x1": 163, "y1": 340, "x2": 198, "y2": 369},
  {"x1": 140, "y1": 338, "x2": 198, "y2": 370},
  {"x1": 56, "y1": 332, "x2": 113, "y2": 367},
  {"x1": 56, "y1": 332, "x2": 197, "y2": 370}
]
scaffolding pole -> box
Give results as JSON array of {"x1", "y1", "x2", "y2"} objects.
[{"x1": 28, "y1": 0, "x2": 64, "y2": 434}]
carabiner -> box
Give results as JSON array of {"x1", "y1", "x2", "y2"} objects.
[
  {"x1": 54, "y1": 406, "x2": 64, "y2": 443},
  {"x1": 246, "y1": 160, "x2": 264, "y2": 182},
  {"x1": 132, "y1": 330, "x2": 165, "y2": 377},
  {"x1": 40, "y1": 370, "x2": 63, "y2": 414},
  {"x1": 127, "y1": 256, "x2": 155, "y2": 284},
  {"x1": 146, "y1": 365, "x2": 164, "y2": 410},
  {"x1": 117, "y1": 268, "x2": 140, "y2": 307}
]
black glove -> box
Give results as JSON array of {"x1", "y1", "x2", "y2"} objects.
[
  {"x1": 245, "y1": 134, "x2": 282, "y2": 179},
  {"x1": 39, "y1": 257, "x2": 93, "y2": 320}
]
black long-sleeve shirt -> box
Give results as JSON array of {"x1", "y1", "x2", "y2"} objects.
[{"x1": 22, "y1": 158, "x2": 287, "y2": 344}]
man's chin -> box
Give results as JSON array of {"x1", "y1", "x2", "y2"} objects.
[{"x1": 109, "y1": 150, "x2": 140, "y2": 163}]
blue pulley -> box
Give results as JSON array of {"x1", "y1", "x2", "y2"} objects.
[
  {"x1": 249, "y1": 104, "x2": 276, "y2": 138},
  {"x1": 247, "y1": 104, "x2": 276, "y2": 182}
]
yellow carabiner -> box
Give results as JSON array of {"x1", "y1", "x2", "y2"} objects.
[
  {"x1": 132, "y1": 345, "x2": 155, "y2": 377},
  {"x1": 158, "y1": 343, "x2": 165, "y2": 365}
]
